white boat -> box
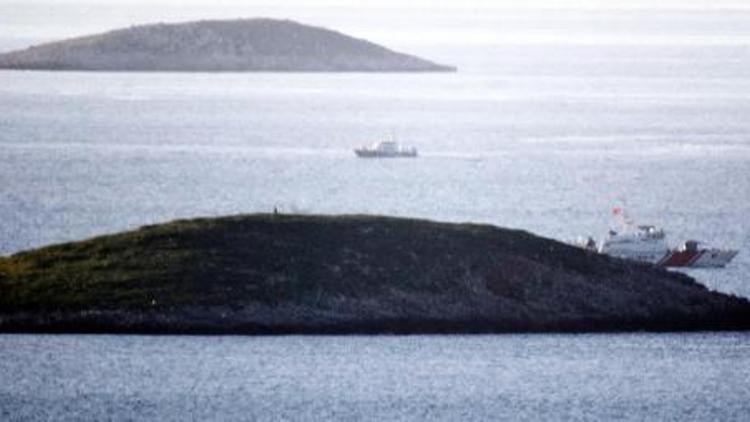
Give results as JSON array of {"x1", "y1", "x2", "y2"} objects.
[
  {"x1": 578, "y1": 208, "x2": 738, "y2": 268},
  {"x1": 354, "y1": 141, "x2": 417, "y2": 158}
]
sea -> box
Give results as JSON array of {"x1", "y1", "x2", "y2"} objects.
[
  {"x1": 2, "y1": 333, "x2": 750, "y2": 421},
  {"x1": 2, "y1": 9, "x2": 750, "y2": 420}
]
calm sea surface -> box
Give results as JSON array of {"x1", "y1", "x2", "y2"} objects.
[
  {"x1": 1, "y1": 36, "x2": 750, "y2": 420},
  {"x1": 1, "y1": 333, "x2": 750, "y2": 421}
]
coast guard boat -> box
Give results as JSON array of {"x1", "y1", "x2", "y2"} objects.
[
  {"x1": 354, "y1": 141, "x2": 417, "y2": 158},
  {"x1": 579, "y1": 208, "x2": 738, "y2": 268}
]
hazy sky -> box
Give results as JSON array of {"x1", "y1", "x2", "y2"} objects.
[{"x1": 2, "y1": 0, "x2": 750, "y2": 51}]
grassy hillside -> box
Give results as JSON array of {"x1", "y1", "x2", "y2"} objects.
[{"x1": 1, "y1": 214, "x2": 748, "y2": 334}]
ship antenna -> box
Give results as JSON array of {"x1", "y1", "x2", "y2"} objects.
[{"x1": 612, "y1": 206, "x2": 632, "y2": 231}]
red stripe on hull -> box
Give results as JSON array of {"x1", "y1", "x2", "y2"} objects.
[{"x1": 658, "y1": 250, "x2": 702, "y2": 267}]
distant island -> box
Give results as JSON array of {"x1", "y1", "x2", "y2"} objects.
[
  {"x1": 1, "y1": 214, "x2": 748, "y2": 334},
  {"x1": 0, "y1": 19, "x2": 455, "y2": 72}
]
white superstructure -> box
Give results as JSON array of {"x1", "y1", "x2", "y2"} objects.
[
  {"x1": 600, "y1": 225, "x2": 670, "y2": 263},
  {"x1": 354, "y1": 141, "x2": 417, "y2": 158}
]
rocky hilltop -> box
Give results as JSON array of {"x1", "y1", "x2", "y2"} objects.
[
  {"x1": 1, "y1": 214, "x2": 748, "y2": 334},
  {"x1": 0, "y1": 19, "x2": 454, "y2": 72}
]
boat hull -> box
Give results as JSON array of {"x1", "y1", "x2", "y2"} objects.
[
  {"x1": 657, "y1": 248, "x2": 738, "y2": 268},
  {"x1": 354, "y1": 149, "x2": 417, "y2": 158},
  {"x1": 600, "y1": 247, "x2": 739, "y2": 268},
  {"x1": 579, "y1": 237, "x2": 738, "y2": 268}
]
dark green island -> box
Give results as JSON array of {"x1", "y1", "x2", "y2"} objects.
[
  {"x1": 0, "y1": 18, "x2": 455, "y2": 72},
  {"x1": 1, "y1": 214, "x2": 748, "y2": 334}
]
